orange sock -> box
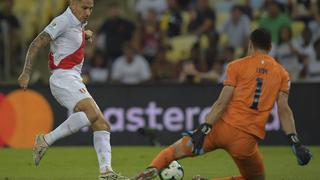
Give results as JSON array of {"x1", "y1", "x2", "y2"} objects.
[
  {"x1": 150, "y1": 137, "x2": 194, "y2": 171},
  {"x1": 150, "y1": 146, "x2": 175, "y2": 170},
  {"x1": 211, "y1": 176, "x2": 244, "y2": 180}
]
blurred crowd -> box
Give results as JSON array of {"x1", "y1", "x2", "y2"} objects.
[{"x1": 1, "y1": 0, "x2": 320, "y2": 85}]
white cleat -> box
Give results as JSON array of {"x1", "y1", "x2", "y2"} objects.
[
  {"x1": 32, "y1": 134, "x2": 49, "y2": 166},
  {"x1": 99, "y1": 171, "x2": 130, "y2": 180}
]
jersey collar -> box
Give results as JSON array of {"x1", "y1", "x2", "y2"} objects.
[
  {"x1": 66, "y1": 7, "x2": 82, "y2": 26},
  {"x1": 251, "y1": 51, "x2": 269, "y2": 57}
]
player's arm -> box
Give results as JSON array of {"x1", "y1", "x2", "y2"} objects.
[
  {"x1": 18, "y1": 31, "x2": 52, "y2": 90},
  {"x1": 277, "y1": 91, "x2": 297, "y2": 134},
  {"x1": 184, "y1": 85, "x2": 234, "y2": 155},
  {"x1": 277, "y1": 91, "x2": 312, "y2": 166},
  {"x1": 184, "y1": 62, "x2": 237, "y2": 155},
  {"x1": 205, "y1": 85, "x2": 234, "y2": 125}
]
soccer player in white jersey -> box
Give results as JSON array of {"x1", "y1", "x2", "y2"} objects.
[{"x1": 18, "y1": 0, "x2": 128, "y2": 179}]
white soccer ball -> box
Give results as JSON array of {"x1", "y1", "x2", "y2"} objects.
[{"x1": 159, "y1": 160, "x2": 184, "y2": 180}]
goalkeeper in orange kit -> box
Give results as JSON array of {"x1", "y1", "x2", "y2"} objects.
[{"x1": 132, "y1": 28, "x2": 312, "y2": 180}]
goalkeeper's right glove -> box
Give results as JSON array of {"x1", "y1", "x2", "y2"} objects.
[
  {"x1": 182, "y1": 123, "x2": 212, "y2": 155},
  {"x1": 287, "y1": 134, "x2": 312, "y2": 166}
]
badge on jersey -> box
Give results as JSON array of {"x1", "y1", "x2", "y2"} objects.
[{"x1": 48, "y1": 22, "x2": 57, "y2": 30}]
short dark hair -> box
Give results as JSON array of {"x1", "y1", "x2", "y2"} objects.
[{"x1": 250, "y1": 28, "x2": 272, "y2": 50}]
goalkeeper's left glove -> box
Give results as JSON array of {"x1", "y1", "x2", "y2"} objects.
[
  {"x1": 183, "y1": 123, "x2": 212, "y2": 155},
  {"x1": 288, "y1": 134, "x2": 312, "y2": 166}
]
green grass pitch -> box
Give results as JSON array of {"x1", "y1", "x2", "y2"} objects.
[{"x1": 0, "y1": 146, "x2": 318, "y2": 180}]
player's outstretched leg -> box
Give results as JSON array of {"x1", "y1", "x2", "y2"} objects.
[
  {"x1": 132, "y1": 136, "x2": 195, "y2": 180},
  {"x1": 32, "y1": 134, "x2": 49, "y2": 166},
  {"x1": 32, "y1": 111, "x2": 91, "y2": 166}
]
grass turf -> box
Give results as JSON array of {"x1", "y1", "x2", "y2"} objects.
[{"x1": 0, "y1": 146, "x2": 318, "y2": 180}]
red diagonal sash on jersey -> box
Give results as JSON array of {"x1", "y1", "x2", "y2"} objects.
[{"x1": 49, "y1": 31, "x2": 85, "y2": 70}]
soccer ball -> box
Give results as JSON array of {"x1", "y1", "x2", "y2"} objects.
[{"x1": 159, "y1": 161, "x2": 184, "y2": 180}]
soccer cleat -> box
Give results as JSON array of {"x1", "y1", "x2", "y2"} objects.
[
  {"x1": 99, "y1": 171, "x2": 130, "y2": 180},
  {"x1": 131, "y1": 167, "x2": 158, "y2": 180},
  {"x1": 32, "y1": 134, "x2": 49, "y2": 166},
  {"x1": 192, "y1": 175, "x2": 209, "y2": 180}
]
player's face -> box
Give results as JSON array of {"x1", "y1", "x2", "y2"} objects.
[{"x1": 72, "y1": 0, "x2": 94, "y2": 23}]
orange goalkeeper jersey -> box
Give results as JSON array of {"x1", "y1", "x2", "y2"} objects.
[{"x1": 222, "y1": 52, "x2": 290, "y2": 139}]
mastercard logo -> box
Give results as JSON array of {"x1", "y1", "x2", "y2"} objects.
[{"x1": 0, "y1": 89, "x2": 53, "y2": 148}]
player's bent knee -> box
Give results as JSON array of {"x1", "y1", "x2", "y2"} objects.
[
  {"x1": 80, "y1": 110, "x2": 100, "y2": 124},
  {"x1": 74, "y1": 99, "x2": 100, "y2": 123},
  {"x1": 74, "y1": 98, "x2": 111, "y2": 131},
  {"x1": 88, "y1": 112, "x2": 100, "y2": 123},
  {"x1": 91, "y1": 117, "x2": 111, "y2": 131}
]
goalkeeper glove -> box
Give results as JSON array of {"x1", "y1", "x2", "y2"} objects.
[
  {"x1": 287, "y1": 134, "x2": 312, "y2": 166},
  {"x1": 182, "y1": 123, "x2": 212, "y2": 155}
]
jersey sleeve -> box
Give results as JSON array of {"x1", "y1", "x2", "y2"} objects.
[
  {"x1": 280, "y1": 68, "x2": 290, "y2": 94},
  {"x1": 44, "y1": 16, "x2": 69, "y2": 40},
  {"x1": 223, "y1": 63, "x2": 238, "y2": 87}
]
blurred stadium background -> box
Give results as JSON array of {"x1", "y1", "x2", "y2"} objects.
[{"x1": 0, "y1": 0, "x2": 319, "y2": 179}]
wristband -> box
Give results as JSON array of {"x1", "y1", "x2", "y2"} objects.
[
  {"x1": 287, "y1": 133, "x2": 301, "y2": 146},
  {"x1": 199, "y1": 123, "x2": 212, "y2": 135}
]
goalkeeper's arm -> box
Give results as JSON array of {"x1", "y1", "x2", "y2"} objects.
[
  {"x1": 205, "y1": 86, "x2": 235, "y2": 125},
  {"x1": 277, "y1": 91, "x2": 312, "y2": 166},
  {"x1": 188, "y1": 86, "x2": 234, "y2": 155}
]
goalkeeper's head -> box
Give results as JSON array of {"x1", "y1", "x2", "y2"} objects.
[{"x1": 249, "y1": 28, "x2": 272, "y2": 53}]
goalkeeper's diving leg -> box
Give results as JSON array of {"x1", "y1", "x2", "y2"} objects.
[{"x1": 132, "y1": 135, "x2": 205, "y2": 180}]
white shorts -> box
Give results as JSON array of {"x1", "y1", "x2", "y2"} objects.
[{"x1": 49, "y1": 70, "x2": 92, "y2": 111}]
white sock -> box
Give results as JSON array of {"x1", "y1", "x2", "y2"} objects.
[
  {"x1": 94, "y1": 131, "x2": 112, "y2": 173},
  {"x1": 44, "y1": 112, "x2": 91, "y2": 145}
]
